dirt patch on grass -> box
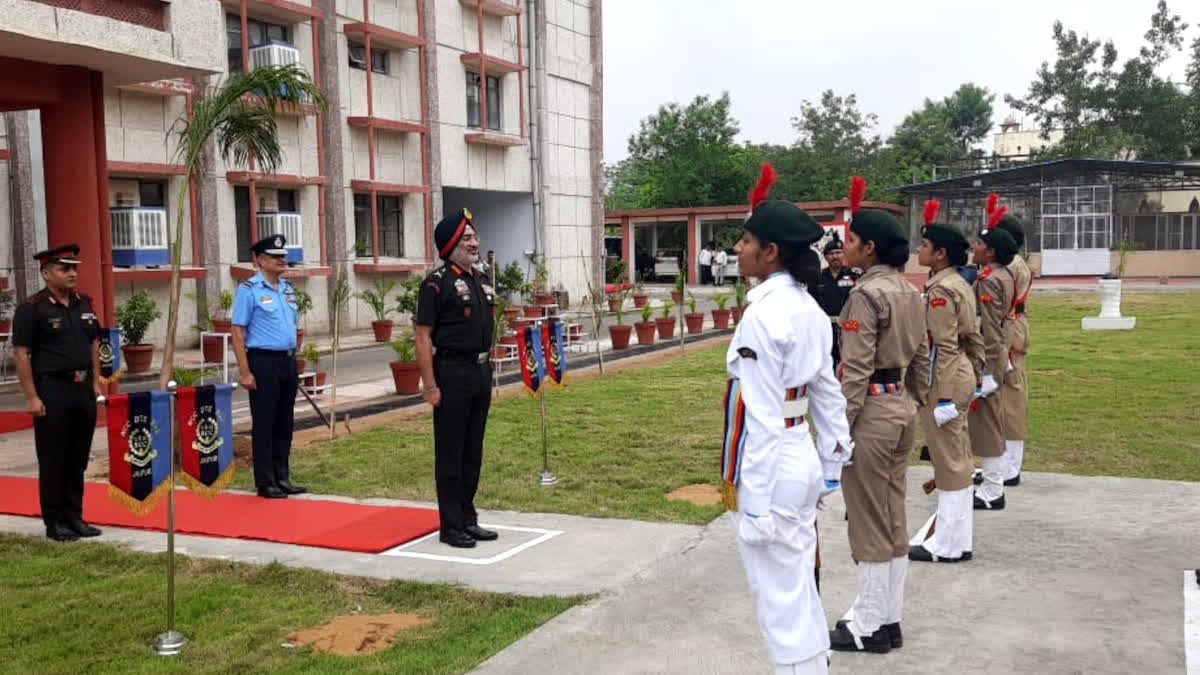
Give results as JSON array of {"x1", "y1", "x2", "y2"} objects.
[
  {"x1": 287, "y1": 612, "x2": 430, "y2": 656},
  {"x1": 666, "y1": 483, "x2": 721, "y2": 506}
]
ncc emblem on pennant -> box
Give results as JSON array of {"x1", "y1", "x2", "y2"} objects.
[
  {"x1": 841, "y1": 319, "x2": 861, "y2": 332},
  {"x1": 122, "y1": 415, "x2": 159, "y2": 468},
  {"x1": 929, "y1": 297, "x2": 948, "y2": 307},
  {"x1": 736, "y1": 347, "x2": 757, "y2": 360}
]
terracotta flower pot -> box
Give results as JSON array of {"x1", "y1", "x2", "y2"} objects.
[
  {"x1": 535, "y1": 293, "x2": 554, "y2": 305},
  {"x1": 371, "y1": 320, "x2": 394, "y2": 342},
  {"x1": 296, "y1": 359, "x2": 307, "y2": 374},
  {"x1": 634, "y1": 321, "x2": 656, "y2": 345},
  {"x1": 607, "y1": 296, "x2": 622, "y2": 312},
  {"x1": 491, "y1": 346, "x2": 509, "y2": 360},
  {"x1": 685, "y1": 312, "x2": 704, "y2": 334},
  {"x1": 609, "y1": 324, "x2": 632, "y2": 349},
  {"x1": 655, "y1": 317, "x2": 676, "y2": 339},
  {"x1": 711, "y1": 308, "x2": 732, "y2": 329},
  {"x1": 390, "y1": 360, "x2": 421, "y2": 395},
  {"x1": 500, "y1": 333, "x2": 518, "y2": 345},
  {"x1": 201, "y1": 334, "x2": 226, "y2": 364},
  {"x1": 670, "y1": 290, "x2": 683, "y2": 304},
  {"x1": 632, "y1": 293, "x2": 648, "y2": 308},
  {"x1": 121, "y1": 344, "x2": 154, "y2": 374},
  {"x1": 523, "y1": 306, "x2": 544, "y2": 319},
  {"x1": 211, "y1": 318, "x2": 233, "y2": 334},
  {"x1": 296, "y1": 328, "x2": 305, "y2": 350},
  {"x1": 511, "y1": 318, "x2": 533, "y2": 332},
  {"x1": 731, "y1": 306, "x2": 745, "y2": 324},
  {"x1": 503, "y1": 307, "x2": 521, "y2": 323},
  {"x1": 303, "y1": 371, "x2": 327, "y2": 394},
  {"x1": 0, "y1": 319, "x2": 10, "y2": 341}
]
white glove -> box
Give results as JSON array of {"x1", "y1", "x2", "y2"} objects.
[
  {"x1": 816, "y1": 479, "x2": 840, "y2": 511},
  {"x1": 972, "y1": 384, "x2": 982, "y2": 400},
  {"x1": 738, "y1": 512, "x2": 775, "y2": 546},
  {"x1": 934, "y1": 401, "x2": 959, "y2": 427},
  {"x1": 1006, "y1": 359, "x2": 1015, "y2": 373},
  {"x1": 980, "y1": 374, "x2": 998, "y2": 398}
]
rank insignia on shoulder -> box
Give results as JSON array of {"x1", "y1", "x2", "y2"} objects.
[
  {"x1": 736, "y1": 347, "x2": 757, "y2": 360},
  {"x1": 841, "y1": 319, "x2": 861, "y2": 332},
  {"x1": 929, "y1": 297, "x2": 948, "y2": 307}
]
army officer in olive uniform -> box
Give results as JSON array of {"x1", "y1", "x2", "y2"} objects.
[{"x1": 414, "y1": 209, "x2": 499, "y2": 549}]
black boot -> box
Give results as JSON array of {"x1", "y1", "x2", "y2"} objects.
[
  {"x1": 46, "y1": 523, "x2": 79, "y2": 542},
  {"x1": 829, "y1": 623, "x2": 891, "y2": 653},
  {"x1": 908, "y1": 544, "x2": 963, "y2": 563},
  {"x1": 1004, "y1": 474, "x2": 1021, "y2": 487},
  {"x1": 973, "y1": 493, "x2": 1006, "y2": 510},
  {"x1": 439, "y1": 529, "x2": 476, "y2": 548},
  {"x1": 67, "y1": 519, "x2": 101, "y2": 537},
  {"x1": 277, "y1": 480, "x2": 307, "y2": 495},
  {"x1": 464, "y1": 525, "x2": 498, "y2": 541},
  {"x1": 836, "y1": 620, "x2": 902, "y2": 648}
]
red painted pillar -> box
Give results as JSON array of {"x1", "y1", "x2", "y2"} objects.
[
  {"x1": 40, "y1": 67, "x2": 106, "y2": 318},
  {"x1": 686, "y1": 212, "x2": 698, "y2": 285},
  {"x1": 621, "y1": 215, "x2": 632, "y2": 281}
]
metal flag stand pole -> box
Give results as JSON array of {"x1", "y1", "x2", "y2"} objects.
[
  {"x1": 153, "y1": 380, "x2": 187, "y2": 656},
  {"x1": 535, "y1": 320, "x2": 557, "y2": 486}
]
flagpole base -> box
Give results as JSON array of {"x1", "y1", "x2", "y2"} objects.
[
  {"x1": 538, "y1": 470, "x2": 559, "y2": 486},
  {"x1": 153, "y1": 630, "x2": 188, "y2": 656}
]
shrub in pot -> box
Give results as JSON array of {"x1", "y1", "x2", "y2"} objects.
[
  {"x1": 711, "y1": 292, "x2": 732, "y2": 329},
  {"x1": 394, "y1": 274, "x2": 422, "y2": 326},
  {"x1": 684, "y1": 292, "x2": 704, "y2": 334},
  {"x1": 292, "y1": 286, "x2": 312, "y2": 348},
  {"x1": 357, "y1": 278, "x2": 397, "y2": 342},
  {"x1": 631, "y1": 280, "x2": 648, "y2": 308},
  {"x1": 389, "y1": 331, "x2": 421, "y2": 395},
  {"x1": 115, "y1": 289, "x2": 161, "y2": 373},
  {"x1": 0, "y1": 288, "x2": 16, "y2": 341},
  {"x1": 634, "y1": 301, "x2": 656, "y2": 345},
  {"x1": 608, "y1": 290, "x2": 632, "y2": 349},
  {"x1": 670, "y1": 274, "x2": 685, "y2": 304},
  {"x1": 299, "y1": 342, "x2": 325, "y2": 392},
  {"x1": 655, "y1": 299, "x2": 676, "y2": 339},
  {"x1": 731, "y1": 280, "x2": 748, "y2": 324}
]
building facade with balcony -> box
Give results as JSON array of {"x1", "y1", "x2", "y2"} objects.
[{"x1": 0, "y1": 0, "x2": 603, "y2": 345}]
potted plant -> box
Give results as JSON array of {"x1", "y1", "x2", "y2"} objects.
[
  {"x1": 608, "y1": 289, "x2": 632, "y2": 349},
  {"x1": 655, "y1": 299, "x2": 677, "y2": 339},
  {"x1": 193, "y1": 288, "x2": 234, "y2": 364},
  {"x1": 670, "y1": 274, "x2": 685, "y2": 304},
  {"x1": 210, "y1": 289, "x2": 234, "y2": 334},
  {"x1": 634, "y1": 301, "x2": 656, "y2": 345},
  {"x1": 684, "y1": 291, "x2": 704, "y2": 334},
  {"x1": 491, "y1": 297, "x2": 510, "y2": 360},
  {"x1": 531, "y1": 255, "x2": 553, "y2": 305},
  {"x1": 394, "y1": 274, "x2": 422, "y2": 325},
  {"x1": 300, "y1": 342, "x2": 326, "y2": 392},
  {"x1": 356, "y1": 278, "x2": 398, "y2": 342},
  {"x1": 0, "y1": 287, "x2": 16, "y2": 340},
  {"x1": 607, "y1": 290, "x2": 624, "y2": 312},
  {"x1": 389, "y1": 330, "x2": 421, "y2": 395},
  {"x1": 292, "y1": 286, "x2": 312, "y2": 349},
  {"x1": 115, "y1": 289, "x2": 161, "y2": 373},
  {"x1": 631, "y1": 280, "x2": 648, "y2": 308},
  {"x1": 711, "y1": 292, "x2": 732, "y2": 329},
  {"x1": 732, "y1": 280, "x2": 749, "y2": 324}
]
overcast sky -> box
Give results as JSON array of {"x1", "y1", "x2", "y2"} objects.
[{"x1": 601, "y1": 0, "x2": 1195, "y2": 162}]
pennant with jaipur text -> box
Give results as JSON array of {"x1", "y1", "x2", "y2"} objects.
[
  {"x1": 541, "y1": 320, "x2": 567, "y2": 388},
  {"x1": 99, "y1": 327, "x2": 123, "y2": 383},
  {"x1": 516, "y1": 323, "x2": 545, "y2": 399},
  {"x1": 106, "y1": 390, "x2": 172, "y2": 515},
  {"x1": 176, "y1": 383, "x2": 236, "y2": 498}
]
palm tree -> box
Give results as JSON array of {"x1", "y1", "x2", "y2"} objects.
[{"x1": 159, "y1": 65, "x2": 327, "y2": 389}]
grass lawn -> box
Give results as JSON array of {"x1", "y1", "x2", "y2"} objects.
[
  {"x1": 233, "y1": 291, "x2": 1200, "y2": 523},
  {"x1": 0, "y1": 533, "x2": 581, "y2": 674}
]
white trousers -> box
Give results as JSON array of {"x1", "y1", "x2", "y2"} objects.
[
  {"x1": 910, "y1": 486, "x2": 973, "y2": 558},
  {"x1": 736, "y1": 475, "x2": 828, "y2": 665},
  {"x1": 840, "y1": 556, "x2": 908, "y2": 635},
  {"x1": 1003, "y1": 439, "x2": 1025, "y2": 480},
  {"x1": 975, "y1": 455, "x2": 1007, "y2": 502},
  {"x1": 774, "y1": 654, "x2": 829, "y2": 675}
]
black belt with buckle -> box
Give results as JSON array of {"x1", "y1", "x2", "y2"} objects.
[
  {"x1": 39, "y1": 369, "x2": 90, "y2": 382},
  {"x1": 869, "y1": 368, "x2": 902, "y2": 384},
  {"x1": 248, "y1": 348, "x2": 295, "y2": 357},
  {"x1": 436, "y1": 350, "x2": 489, "y2": 364}
]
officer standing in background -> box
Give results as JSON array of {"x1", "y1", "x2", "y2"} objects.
[
  {"x1": 12, "y1": 244, "x2": 104, "y2": 541},
  {"x1": 414, "y1": 208, "x2": 499, "y2": 549},
  {"x1": 816, "y1": 235, "x2": 860, "y2": 367},
  {"x1": 231, "y1": 235, "x2": 304, "y2": 499}
]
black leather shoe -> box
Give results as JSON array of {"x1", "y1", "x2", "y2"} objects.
[
  {"x1": 973, "y1": 493, "x2": 1006, "y2": 510},
  {"x1": 961, "y1": 551, "x2": 973, "y2": 561},
  {"x1": 973, "y1": 470, "x2": 983, "y2": 486},
  {"x1": 277, "y1": 480, "x2": 307, "y2": 495},
  {"x1": 257, "y1": 485, "x2": 288, "y2": 499},
  {"x1": 464, "y1": 525, "x2": 498, "y2": 541},
  {"x1": 1004, "y1": 474, "x2": 1021, "y2": 487},
  {"x1": 836, "y1": 620, "x2": 902, "y2": 648},
  {"x1": 67, "y1": 519, "x2": 101, "y2": 537},
  {"x1": 908, "y1": 544, "x2": 962, "y2": 563},
  {"x1": 439, "y1": 529, "x2": 476, "y2": 548},
  {"x1": 829, "y1": 623, "x2": 891, "y2": 653},
  {"x1": 919, "y1": 445, "x2": 931, "y2": 461},
  {"x1": 46, "y1": 524, "x2": 79, "y2": 542}
]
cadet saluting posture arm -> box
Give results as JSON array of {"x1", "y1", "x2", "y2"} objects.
[
  {"x1": 968, "y1": 213, "x2": 1019, "y2": 511},
  {"x1": 13, "y1": 244, "x2": 105, "y2": 541},
  {"x1": 906, "y1": 207, "x2": 983, "y2": 563},
  {"x1": 720, "y1": 164, "x2": 852, "y2": 675},
  {"x1": 828, "y1": 184, "x2": 925, "y2": 654}
]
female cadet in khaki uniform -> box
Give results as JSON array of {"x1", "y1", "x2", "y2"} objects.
[
  {"x1": 991, "y1": 199, "x2": 1032, "y2": 487},
  {"x1": 721, "y1": 163, "x2": 853, "y2": 675},
  {"x1": 968, "y1": 212, "x2": 1020, "y2": 511},
  {"x1": 906, "y1": 207, "x2": 984, "y2": 563},
  {"x1": 827, "y1": 180, "x2": 926, "y2": 654}
]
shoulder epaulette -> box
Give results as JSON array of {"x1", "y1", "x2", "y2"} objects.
[{"x1": 239, "y1": 280, "x2": 254, "y2": 289}]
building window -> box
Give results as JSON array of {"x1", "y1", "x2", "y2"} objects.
[
  {"x1": 352, "y1": 194, "x2": 404, "y2": 258},
  {"x1": 138, "y1": 181, "x2": 165, "y2": 207},
  {"x1": 226, "y1": 14, "x2": 291, "y2": 72},
  {"x1": 277, "y1": 189, "x2": 297, "y2": 212},
  {"x1": 466, "y1": 72, "x2": 500, "y2": 131},
  {"x1": 348, "y1": 43, "x2": 389, "y2": 74}
]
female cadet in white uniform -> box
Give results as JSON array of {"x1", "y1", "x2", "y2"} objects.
[{"x1": 721, "y1": 163, "x2": 853, "y2": 675}]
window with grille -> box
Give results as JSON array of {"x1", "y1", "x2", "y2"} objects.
[
  {"x1": 353, "y1": 194, "x2": 404, "y2": 258},
  {"x1": 348, "y1": 43, "x2": 389, "y2": 74},
  {"x1": 226, "y1": 14, "x2": 291, "y2": 72},
  {"x1": 466, "y1": 72, "x2": 501, "y2": 131}
]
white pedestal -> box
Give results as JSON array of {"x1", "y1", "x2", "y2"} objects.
[{"x1": 1081, "y1": 278, "x2": 1136, "y2": 330}]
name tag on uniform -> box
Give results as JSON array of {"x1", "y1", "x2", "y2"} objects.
[
  {"x1": 259, "y1": 295, "x2": 275, "y2": 305},
  {"x1": 81, "y1": 312, "x2": 96, "y2": 320},
  {"x1": 454, "y1": 278, "x2": 471, "y2": 301},
  {"x1": 838, "y1": 279, "x2": 854, "y2": 287}
]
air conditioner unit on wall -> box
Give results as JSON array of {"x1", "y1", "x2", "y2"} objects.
[{"x1": 249, "y1": 42, "x2": 300, "y2": 70}]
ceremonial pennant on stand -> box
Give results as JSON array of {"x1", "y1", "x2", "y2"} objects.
[
  {"x1": 516, "y1": 324, "x2": 545, "y2": 399},
  {"x1": 176, "y1": 384, "x2": 236, "y2": 498},
  {"x1": 540, "y1": 321, "x2": 567, "y2": 388},
  {"x1": 107, "y1": 390, "x2": 173, "y2": 514},
  {"x1": 99, "y1": 327, "x2": 123, "y2": 383}
]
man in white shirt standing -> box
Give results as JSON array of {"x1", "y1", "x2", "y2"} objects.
[
  {"x1": 713, "y1": 246, "x2": 728, "y2": 286},
  {"x1": 698, "y1": 242, "x2": 713, "y2": 285}
]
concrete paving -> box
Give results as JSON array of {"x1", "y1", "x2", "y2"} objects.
[{"x1": 472, "y1": 466, "x2": 1199, "y2": 674}]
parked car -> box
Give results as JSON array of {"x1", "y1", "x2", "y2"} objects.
[{"x1": 653, "y1": 249, "x2": 683, "y2": 281}]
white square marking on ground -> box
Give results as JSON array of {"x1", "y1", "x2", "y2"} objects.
[
  {"x1": 378, "y1": 524, "x2": 563, "y2": 565},
  {"x1": 1186, "y1": 571, "x2": 1200, "y2": 675}
]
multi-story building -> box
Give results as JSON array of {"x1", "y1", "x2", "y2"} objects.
[{"x1": 0, "y1": 0, "x2": 603, "y2": 344}]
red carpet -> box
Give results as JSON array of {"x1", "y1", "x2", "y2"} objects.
[{"x1": 0, "y1": 476, "x2": 440, "y2": 553}]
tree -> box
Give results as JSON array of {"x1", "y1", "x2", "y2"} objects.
[
  {"x1": 941, "y1": 83, "x2": 995, "y2": 152},
  {"x1": 1006, "y1": 1, "x2": 1193, "y2": 160},
  {"x1": 159, "y1": 66, "x2": 326, "y2": 389},
  {"x1": 785, "y1": 90, "x2": 886, "y2": 201},
  {"x1": 887, "y1": 99, "x2": 962, "y2": 182},
  {"x1": 607, "y1": 93, "x2": 754, "y2": 209}
]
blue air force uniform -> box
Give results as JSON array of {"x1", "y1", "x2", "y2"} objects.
[{"x1": 232, "y1": 236, "x2": 300, "y2": 494}]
